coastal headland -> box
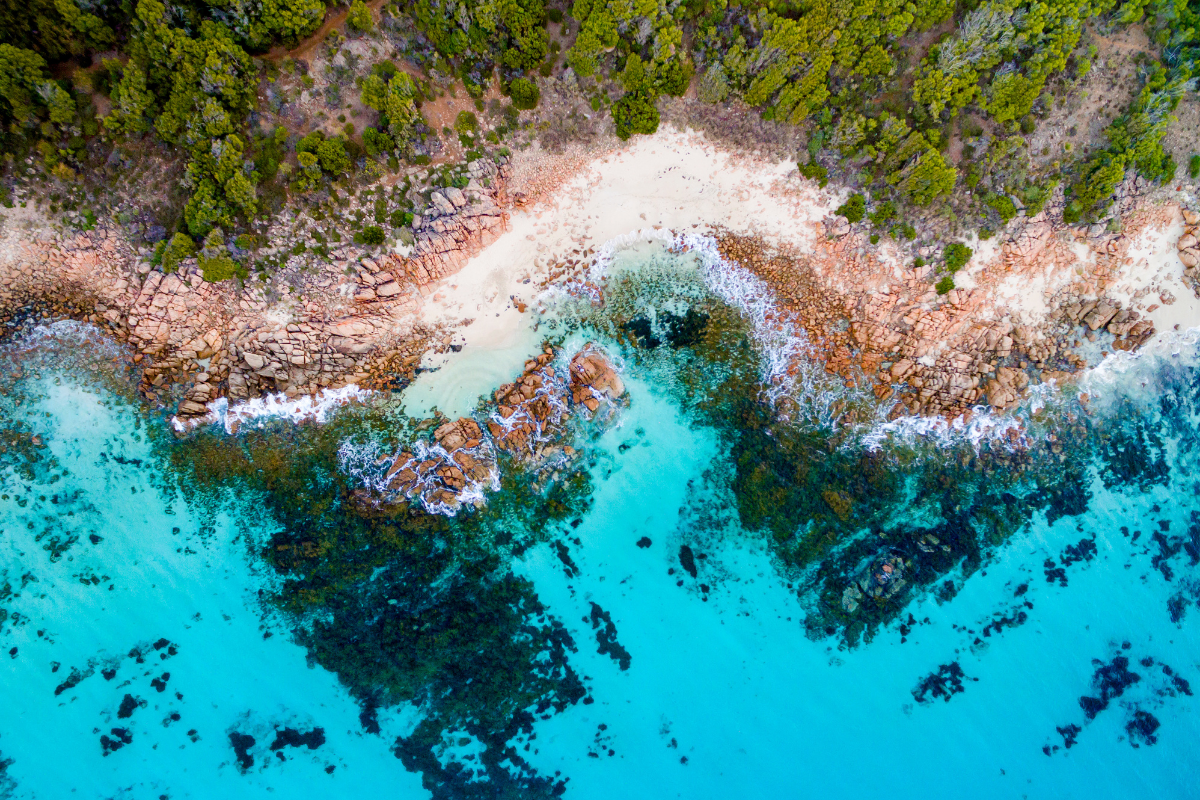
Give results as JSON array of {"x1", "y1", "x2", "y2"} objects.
[{"x1": 2, "y1": 127, "x2": 1198, "y2": 425}]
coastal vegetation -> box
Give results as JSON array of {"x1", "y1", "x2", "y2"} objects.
[{"x1": 0, "y1": 0, "x2": 1197, "y2": 284}]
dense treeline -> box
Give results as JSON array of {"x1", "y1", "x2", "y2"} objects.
[
  {"x1": 1, "y1": 0, "x2": 1198, "y2": 282},
  {"x1": 1, "y1": 0, "x2": 329, "y2": 250}
]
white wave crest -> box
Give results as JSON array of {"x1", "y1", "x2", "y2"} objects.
[
  {"x1": 1078, "y1": 326, "x2": 1200, "y2": 405},
  {"x1": 580, "y1": 228, "x2": 861, "y2": 428},
  {"x1": 173, "y1": 384, "x2": 370, "y2": 433},
  {"x1": 337, "y1": 436, "x2": 500, "y2": 517}
]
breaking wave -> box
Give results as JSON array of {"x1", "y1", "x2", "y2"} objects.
[{"x1": 173, "y1": 384, "x2": 371, "y2": 433}]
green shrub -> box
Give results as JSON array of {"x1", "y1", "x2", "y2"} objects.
[
  {"x1": 454, "y1": 110, "x2": 479, "y2": 133},
  {"x1": 987, "y1": 193, "x2": 1017, "y2": 222},
  {"x1": 1062, "y1": 200, "x2": 1082, "y2": 224},
  {"x1": 347, "y1": 0, "x2": 373, "y2": 33},
  {"x1": 798, "y1": 161, "x2": 828, "y2": 187},
  {"x1": 200, "y1": 254, "x2": 240, "y2": 282},
  {"x1": 943, "y1": 242, "x2": 973, "y2": 272},
  {"x1": 316, "y1": 137, "x2": 351, "y2": 174},
  {"x1": 935, "y1": 276, "x2": 955, "y2": 294},
  {"x1": 835, "y1": 193, "x2": 866, "y2": 223},
  {"x1": 363, "y1": 127, "x2": 394, "y2": 156},
  {"x1": 612, "y1": 91, "x2": 659, "y2": 139},
  {"x1": 547, "y1": 8, "x2": 563, "y2": 22},
  {"x1": 509, "y1": 78, "x2": 539, "y2": 110},
  {"x1": 161, "y1": 233, "x2": 196, "y2": 274},
  {"x1": 198, "y1": 229, "x2": 242, "y2": 282},
  {"x1": 297, "y1": 131, "x2": 324, "y2": 155},
  {"x1": 868, "y1": 200, "x2": 896, "y2": 227},
  {"x1": 357, "y1": 225, "x2": 386, "y2": 245}
]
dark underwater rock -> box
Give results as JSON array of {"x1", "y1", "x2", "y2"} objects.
[
  {"x1": 913, "y1": 662, "x2": 969, "y2": 704},
  {"x1": 679, "y1": 545, "x2": 697, "y2": 578},
  {"x1": 589, "y1": 603, "x2": 632, "y2": 671},
  {"x1": 116, "y1": 693, "x2": 142, "y2": 719},
  {"x1": 270, "y1": 727, "x2": 326, "y2": 752},
  {"x1": 100, "y1": 727, "x2": 132, "y2": 756},
  {"x1": 1125, "y1": 710, "x2": 1160, "y2": 747},
  {"x1": 229, "y1": 732, "x2": 256, "y2": 772}
]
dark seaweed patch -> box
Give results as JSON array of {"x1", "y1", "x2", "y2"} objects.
[
  {"x1": 1079, "y1": 655, "x2": 1140, "y2": 719},
  {"x1": 229, "y1": 732, "x2": 256, "y2": 772},
  {"x1": 100, "y1": 727, "x2": 132, "y2": 756},
  {"x1": 678, "y1": 545, "x2": 698, "y2": 578},
  {"x1": 1151, "y1": 532, "x2": 1183, "y2": 581},
  {"x1": 359, "y1": 698, "x2": 381, "y2": 734},
  {"x1": 553, "y1": 540, "x2": 580, "y2": 578},
  {"x1": 1047, "y1": 646, "x2": 1193, "y2": 754},
  {"x1": 116, "y1": 693, "x2": 143, "y2": 719},
  {"x1": 1058, "y1": 724, "x2": 1081, "y2": 749},
  {"x1": 622, "y1": 316, "x2": 661, "y2": 349},
  {"x1": 270, "y1": 727, "x2": 326, "y2": 755},
  {"x1": 588, "y1": 602, "x2": 632, "y2": 671},
  {"x1": 913, "y1": 662, "x2": 971, "y2": 704},
  {"x1": 658, "y1": 309, "x2": 710, "y2": 348},
  {"x1": 1125, "y1": 710, "x2": 1161, "y2": 747},
  {"x1": 53, "y1": 667, "x2": 88, "y2": 696},
  {"x1": 980, "y1": 605, "x2": 1030, "y2": 639}
]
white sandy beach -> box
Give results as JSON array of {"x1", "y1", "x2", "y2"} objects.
[{"x1": 394, "y1": 125, "x2": 1198, "y2": 422}]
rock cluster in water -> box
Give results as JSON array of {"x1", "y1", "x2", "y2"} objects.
[{"x1": 366, "y1": 344, "x2": 626, "y2": 513}]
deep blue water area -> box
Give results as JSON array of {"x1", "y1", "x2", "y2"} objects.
[{"x1": 3, "y1": 243, "x2": 1200, "y2": 799}]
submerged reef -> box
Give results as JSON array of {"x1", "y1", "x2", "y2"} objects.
[
  {"x1": 568, "y1": 249, "x2": 1200, "y2": 647},
  {"x1": 163, "y1": 342, "x2": 631, "y2": 795}
]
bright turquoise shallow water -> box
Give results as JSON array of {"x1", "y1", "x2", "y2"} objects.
[{"x1": 3, "y1": 245, "x2": 1200, "y2": 798}]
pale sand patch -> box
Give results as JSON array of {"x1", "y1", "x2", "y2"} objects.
[
  {"x1": 1106, "y1": 213, "x2": 1200, "y2": 340},
  {"x1": 420, "y1": 125, "x2": 837, "y2": 352},
  {"x1": 949, "y1": 233, "x2": 1001, "y2": 293},
  {"x1": 399, "y1": 125, "x2": 840, "y2": 416},
  {"x1": 992, "y1": 239, "x2": 1094, "y2": 328}
]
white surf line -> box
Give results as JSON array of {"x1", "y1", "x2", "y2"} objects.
[
  {"x1": 575, "y1": 227, "x2": 863, "y2": 429},
  {"x1": 172, "y1": 384, "x2": 371, "y2": 433}
]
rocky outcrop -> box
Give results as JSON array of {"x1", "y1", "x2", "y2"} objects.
[
  {"x1": 713, "y1": 200, "x2": 1188, "y2": 419},
  {"x1": 380, "y1": 417, "x2": 497, "y2": 512},
  {"x1": 362, "y1": 344, "x2": 627, "y2": 513},
  {"x1": 841, "y1": 554, "x2": 908, "y2": 614},
  {"x1": 0, "y1": 157, "x2": 513, "y2": 422},
  {"x1": 488, "y1": 344, "x2": 626, "y2": 458},
  {"x1": 1180, "y1": 209, "x2": 1200, "y2": 295}
]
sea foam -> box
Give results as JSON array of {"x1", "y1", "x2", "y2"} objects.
[{"x1": 173, "y1": 384, "x2": 371, "y2": 433}]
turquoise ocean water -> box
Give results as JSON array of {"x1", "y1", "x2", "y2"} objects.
[{"x1": 2, "y1": 239, "x2": 1199, "y2": 798}]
